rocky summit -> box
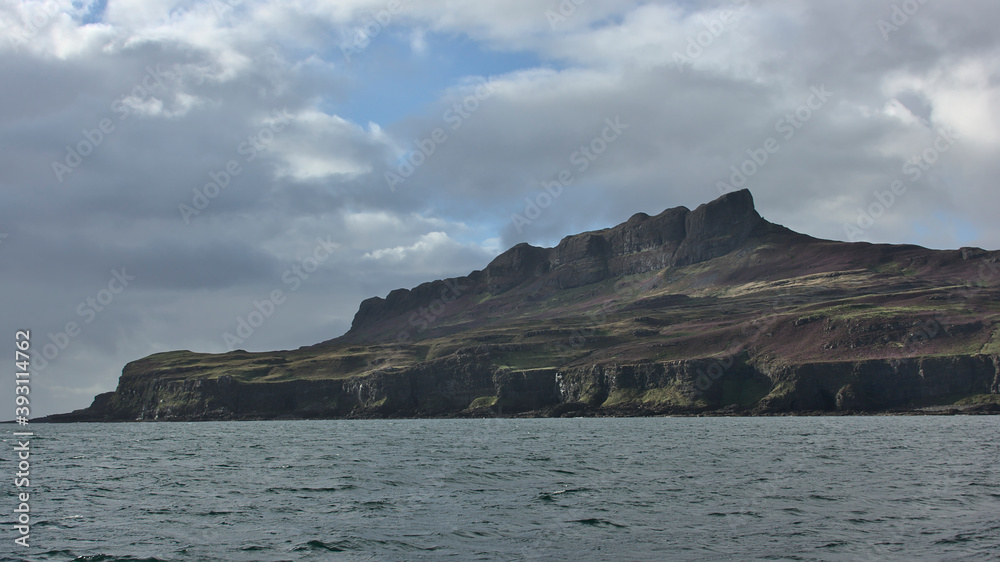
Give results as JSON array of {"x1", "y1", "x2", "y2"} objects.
[{"x1": 46, "y1": 189, "x2": 1000, "y2": 421}]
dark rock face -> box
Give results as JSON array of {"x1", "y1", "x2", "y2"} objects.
[
  {"x1": 606, "y1": 207, "x2": 687, "y2": 276},
  {"x1": 550, "y1": 233, "x2": 613, "y2": 289},
  {"x1": 674, "y1": 189, "x2": 761, "y2": 266},
  {"x1": 758, "y1": 355, "x2": 1000, "y2": 412},
  {"x1": 350, "y1": 272, "x2": 482, "y2": 334},
  {"x1": 544, "y1": 189, "x2": 761, "y2": 288},
  {"x1": 484, "y1": 243, "x2": 550, "y2": 294}
]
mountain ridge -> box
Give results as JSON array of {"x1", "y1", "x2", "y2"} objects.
[{"x1": 348, "y1": 189, "x2": 773, "y2": 339}]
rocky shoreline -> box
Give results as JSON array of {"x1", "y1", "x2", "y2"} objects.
[
  {"x1": 33, "y1": 402, "x2": 1000, "y2": 423},
  {"x1": 36, "y1": 352, "x2": 1000, "y2": 423}
]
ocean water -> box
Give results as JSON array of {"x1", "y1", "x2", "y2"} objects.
[{"x1": 3, "y1": 416, "x2": 999, "y2": 561}]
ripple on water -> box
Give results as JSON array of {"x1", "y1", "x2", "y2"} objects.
[{"x1": 23, "y1": 417, "x2": 1000, "y2": 560}]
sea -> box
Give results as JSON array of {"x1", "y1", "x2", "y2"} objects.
[{"x1": 3, "y1": 416, "x2": 999, "y2": 561}]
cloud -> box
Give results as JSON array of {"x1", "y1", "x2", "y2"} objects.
[
  {"x1": 363, "y1": 230, "x2": 492, "y2": 272},
  {"x1": 269, "y1": 110, "x2": 390, "y2": 180},
  {"x1": 3, "y1": 0, "x2": 1000, "y2": 415}
]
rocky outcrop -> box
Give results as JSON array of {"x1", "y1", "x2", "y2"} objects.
[
  {"x1": 484, "y1": 242, "x2": 549, "y2": 294},
  {"x1": 758, "y1": 355, "x2": 1000, "y2": 412},
  {"x1": 673, "y1": 189, "x2": 761, "y2": 266},
  {"x1": 350, "y1": 272, "x2": 483, "y2": 334}
]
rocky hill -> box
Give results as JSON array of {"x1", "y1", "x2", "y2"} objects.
[{"x1": 44, "y1": 190, "x2": 1000, "y2": 421}]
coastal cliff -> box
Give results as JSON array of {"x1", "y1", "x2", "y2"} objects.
[{"x1": 45, "y1": 190, "x2": 1000, "y2": 421}]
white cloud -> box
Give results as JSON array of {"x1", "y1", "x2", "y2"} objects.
[
  {"x1": 364, "y1": 230, "x2": 453, "y2": 262},
  {"x1": 361, "y1": 230, "x2": 494, "y2": 275},
  {"x1": 5, "y1": 0, "x2": 1000, "y2": 417},
  {"x1": 266, "y1": 110, "x2": 391, "y2": 180}
]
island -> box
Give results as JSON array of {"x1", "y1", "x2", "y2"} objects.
[{"x1": 42, "y1": 189, "x2": 1000, "y2": 421}]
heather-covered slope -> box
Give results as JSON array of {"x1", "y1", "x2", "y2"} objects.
[{"x1": 45, "y1": 190, "x2": 1000, "y2": 421}]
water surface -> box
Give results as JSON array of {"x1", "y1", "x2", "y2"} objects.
[{"x1": 4, "y1": 416, "x2": 999, "y2": 560}]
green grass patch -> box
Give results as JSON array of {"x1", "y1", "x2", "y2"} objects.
[
  {"x1": 980, "y1": 326, "x2": 1000, "y2": 354},
  {"x1": 600, "y1": 386, "x2": 699, "y2": 408},
  {"x1": 602, "y1": 388, "x2": 642, "y2": 406},
  {"x1": 823, "y1": 303, "x2": 940, "y2": 321},
  {"x1": 469, "y1": 395, "x2": 498, "y2": 409},
  {"x1": 494, "y1": 349, "x2": 558, "y2": 370},
  {"x1": 953, "y1": 394, "x2": 1000, "y2": 406},
  {"x1": 766, "y1": 380, "x2": 796, "y2": 399},
  {"x1": 640, "y1": 386, "x2": 697, "y2": 407}
]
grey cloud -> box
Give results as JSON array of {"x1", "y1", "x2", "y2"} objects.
[{"x1": 4, "y1": 1, "x2": 999, "y2": 416}]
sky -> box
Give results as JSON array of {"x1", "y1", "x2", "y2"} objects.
[{"x1": 2, "y1": 0, "x2": 999, "y2": 416}]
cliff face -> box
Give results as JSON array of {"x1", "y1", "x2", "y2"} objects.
[
  {"x1": 66, "y1": 348, "x2": 558, "y2": 420},
  {"x1": 61, "y1": 351, "x2": 1000, "y2": 421},
  {"x1": 48, "y1": 189, "x2": 1000, "y2": 422},
  {"x1": 758, "y1": 354, "x2": 1000, "y2": 412}
]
